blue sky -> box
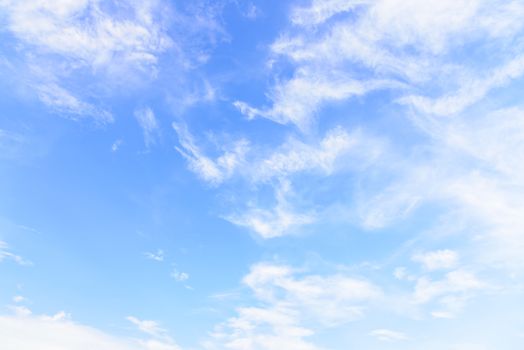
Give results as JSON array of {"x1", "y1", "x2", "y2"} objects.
[{"x1": 1, "y1": 0, "x2": 524, "y2": 349}]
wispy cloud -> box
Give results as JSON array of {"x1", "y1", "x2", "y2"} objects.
[
  {"x1": 0, "y1": 0, "x2": 229, "y2": 124},
  {"x1": 171, "y1": 268, "x2": 189, "y2": 282},
  {"x1": 412, "y1": 250, "x2": 459, "y2": 271},
  {"x1": 224, "y1": 0, "x2": 524, "y2": 280},
  {"x1": 34, "y1": 80, "x2": 113, "y2": 122},
  {"x1": 175, "y1": 125, "x2": 384, "y2": 238},
  {"x1": 127, "y1": 316, "x2": 167, "y2": 339},
  {"x1": 0, "y1": 0, "x2": 173, "y2": 121},
  {"x1": 144, "y1": 249, "x2": 165, "y2": 262},
  {"x1": 1, "y1": 1, "x2": 523, "y2": 349},
  {"x1": 413, "y1": 269, "x2": 485, "y2": 305},
  {"x1": 369, "y1": 328, "x2": 409, "y2": 342},
  {"x1": 234, "y1": 0, "x2": 524, "y2": 132},
  {"x1": 225, "y1": 180, "x2": 315, "y2": 238},
  {"x1": 207, "y1": 261, "x2": 381, "y2": 349},
  {"x1": 291, "y1": 0, "x2": 369, "y2": 26},
  {"x1": 0, "y1": 0, "x2": 172, "y2": 70},
  {"x1": 234, "y1": 73, "x2": 398, "y2": 132},
  {"x1": 112, "y1": 139, "x2": 123, "y2": 152},
  {"x1": 243, "y1": 3, "x2": 260, "y2": 20},
  {"x1": 400, "y1": 54, "x2": 524, "y2": 116},
  {"x1": 250, "y1": 127, "x2": 369, "y2": 182},
  {"x1": 0, "y1": 241, "x2": 32, "y2": 266},
  {"x1": 135, "y1": 107, "x2": 159, "y2": 148},
  {"x1": 0, "y1": 310, "x2": 181, "y2": 350},
  {"x1": 12, "y1": 295, "x2": 25, "y2": 303},
  {"x1": 173, "y1": 122, "x2": 249, "y2": 185}
]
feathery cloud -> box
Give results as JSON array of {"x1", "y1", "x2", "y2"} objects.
[{"x1": 135, "y1": 108, "x2": 159, "y2": 148}]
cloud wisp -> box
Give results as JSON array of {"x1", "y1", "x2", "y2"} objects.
[
  {"x1": 208, "y1": 262, "x2": 382, "y2": 349},
  {"x1": 0, "y1": 310, "x2": 181, "y2": 350}
]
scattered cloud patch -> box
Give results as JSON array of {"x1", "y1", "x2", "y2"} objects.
[
  {"x1": 173, "y1": 122, "x2": 249, "y2": 185},
  {"x1": 291, "y1": 0, "x2": 368, "y2": 26},
  {"x1": 250, "y1": 127, "x2": 368, "y2": 183},
  {"x1": 369, "y1": 328, "x2": 409, "y2": 342},
  {"x1": 0, "y1": 0, "x2": 173, "y2": 121},
  {"x1": 234, "y1": 74, "x2": 397, "y2": 131},
  {"x1": 127, "y1": 316, "x2": 166, "y2": 339},
  {"x1": 144, "y1": 249, "x2": 165, "y2": 262},
  {"x1": 412, "y1": 250, "x2": 459, "y2": 271},
  {"x1": 413, "y1": 270, "x2": 485, "y2": 306},
  {"x1": 12, "y1": 295, "x2": 25, "y2": 303},
  {"x1": 0, "y1": 241, "x2": 32, "y2": 266},
  {"x1": 0, "y1": 0, "x2": 172, "y2": 70},
  {"x1": 135, "y1": 108, "x2": 159, "y2": 148},
  {"x1": 112, "y1": 139, "x2": 123, "y2": 152},
  {"x1": 176, "y1": 126, "x2": 383, "y2": 238},
  {"x1": 242, "y1": 3, "x2": 261, "y2": 20},
  {"x1": 226, "y1": 181, "x2": 315, "y2": 238},
  {"x1": 7, "y1": 305, "x2": 32, "y2": 317},
  {"x1": 171, "y1": 268, "x2": 189, "y2": 282},
  {"x1": 393, "y1": 267, "x2": 416, "y2": 281},
  {"x1": 0, "y1": 311, "x2": 180, "y2": 350},
  {"x1": 208, "y1": 261, "x2": 382, "y2": 349},
  {"x1": 33, "y1": 80, "x2": 113, "y2": 123}
]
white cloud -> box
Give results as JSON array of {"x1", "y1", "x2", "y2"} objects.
[
  {"x1": 176, "y1": 126, "x2": 383, "y2": 238},
  {"x1": 210, "y1": 306, "x2": 319, "y2": 350},
  {"x1": 139, "y1": 339, "x2": 180, "y2": 350},
  {"x1": 390, "y1": 265, "x2": 489, "y2": 319},
  {"x1": 291, "y1": 0, "x2": 370, "y2": 26},
  {"x1": 0, "y1": 0, "x2": 171, "y2": 70},
  {"x1": 243, "y1": 3, "x2": 260, "y2": 20},
  {"x1": 357, "y1": 181, "x2": 424, "y2": 230},
  {"x1": 127, "y1": 316, "x2": 166, "y2": 339},
  {"x1": 412, "y1": 250, "x2": 459, "y2": 271},
  {"x1": 0, "y1": 0, "x2": 232, "y2": 124},
  {"x1": 168, "y1": 1, "x2": 524, "y2": 294},
  {"x1": 0, "y1": 0, "x2": 172, "y2": 121},
  {"x1": 112, "y1": 139, "x2": 123, "y2": 152},
  {"x1": 8, "y1": 305, "x2": 32, "y2": 317},
  {"x1": 413, "y1": 269, "x2": 485, "y2": 305},
  {"x1": 0, "y1": 312, "x2": 180, "y2": 350},
  {"x1": 369, "y1": 328, "x2": 409, "y2": 342},
  {"x1": 171, "y1": 268, "x2": 189, "y2": 282},
  {"x1": 400, "y1": 54, "x2": 524, "y2": 116},
  {"x1": 427, "y1": 108, "x2": 524, "y2": 269},
  {"x1": 251, "y1": 127, "x2": 372, "y2": 182},
  {"x1": 173, "y1": 123, "x2": 249, "y2": 185},
  {"x1": 135, "y1": 107, "x2": 159, "y2": 147},
  {"x1": 34, "y1": 80, "x2": 113, "y2": 122},
  {"x1": 234, "y1": 70, "x2": 398, "y2": 131},
  {"x1": 41, "y1": 311, "x2": 71, "y2": 322},
  {"x1": 12, "y1": 295, "x2": 25, "y2": 303},
  {"x1": 361, "y1": 105, "x2": 524, "y2": 269},
  {"x1": 230, "y1": 0, "x2": 524, "y2": 243},
  {"x1": 430, "y1": 310, "x2": 455, "y2": 319},
  {"x1": 207, "y1": 262, "x2": 381, "y2": 349},
  {"x1": 393, "y1": 267, "x2": 416, "y2": 281},
  {"x1": 226, "y1": 181, "x2": 315, "y2": 239},
  {"x1": 243, "y1": 262, "x2": 381, "y2": 325},
  {"x1": 0, "y1": 241, "x2": 32, "y2": 266},
  {"x1": 226, "y1": 204, "x2": 314, "y2": 239},
  {"x1": 450, "y1": 343, "x2": 489, "y2": 350},
  {"x1": 340, "y1": 100, "x2": 524, "y2": 279},
  {"x1": 175, "y1": 125, "x2": 376, "y2": 186},
  {"x1": 144, "y1": 249, "x2": 164, "y2": 262},
  {"x1": 236, "y1": 0, "x2": 524, "y2": 132}
]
